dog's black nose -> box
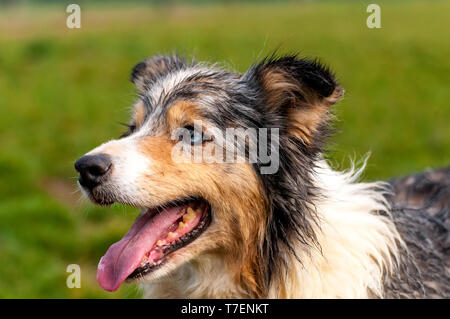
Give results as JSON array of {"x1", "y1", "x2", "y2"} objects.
[{"x1": 75, "y1": 154, "x2": 112, "y2": 188}]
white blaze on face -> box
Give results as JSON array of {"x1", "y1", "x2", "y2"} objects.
[{"x1": 83, "y1": 136, "x2": 153, "y2": 205}]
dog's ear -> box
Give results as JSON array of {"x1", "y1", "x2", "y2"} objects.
[
  {"x1": 244, "y1": 55, "x2": 343, "y2": 144},
  {"x1": 130, "y1": 55, "x2": 186, "y2": 92}
]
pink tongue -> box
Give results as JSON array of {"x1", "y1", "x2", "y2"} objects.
[{"x1": 97, "y1": 206, "x2": 184, "y2": 292}]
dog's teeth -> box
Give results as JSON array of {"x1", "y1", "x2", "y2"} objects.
[
  {"x1": 167, "y1": 232, "x2": 177, "y2": 240},
  {"x1": 178, "y1": 221, "x2": 186, "y2": 230},
  {"x1": 195, "y1": 202, "x2": 205, "y2": 214},
  {"x1": 183, "y1": 207, "x2": 196, "y2": 223}
]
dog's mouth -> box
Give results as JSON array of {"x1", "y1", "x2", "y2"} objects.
[{"x1": 97, "y1": 198, "x2": 211, "y2": 292}]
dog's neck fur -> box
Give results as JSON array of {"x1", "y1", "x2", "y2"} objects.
[{"x1": 141, "y1": 161, "x2": 403, "y2": 298}]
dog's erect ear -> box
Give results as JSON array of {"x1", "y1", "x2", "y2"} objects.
[
  {"x1": 130, "y1": 55, "x2": 186, "y2": 92},
  {"x1": 243, "y1": 55, "x2": 344, "y2": 144}
]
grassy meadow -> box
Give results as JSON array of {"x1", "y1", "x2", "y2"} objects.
[{"x1": 0, "y1": 1, "x2": 449, "y2": 298}]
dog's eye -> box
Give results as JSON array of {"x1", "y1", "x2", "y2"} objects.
[{"x1": 184, "y1": 125, "x2": 211, "y2": 145}]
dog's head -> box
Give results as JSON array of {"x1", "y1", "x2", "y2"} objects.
[{"x1": 75, "y1": 54, "x2": 342, "y2": 296}]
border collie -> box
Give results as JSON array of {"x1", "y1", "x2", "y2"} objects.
[{"x1": 75, "y1": 54, "x2": 449, "y2": 298}]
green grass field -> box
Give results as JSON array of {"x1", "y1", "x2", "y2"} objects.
[{"x1": 0, "y1": 1, "x2": 449, "y2": 298}]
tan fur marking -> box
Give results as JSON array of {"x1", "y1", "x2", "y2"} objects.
[
  {"x1": 133, "y1": 100, "x2": 147, "y2": 128},
  {"x1": 166, "y1": 101, "x2": 204, "y2": 130},
  {"x1": 134, "y1": 131, "x2": 268, "y2": 297},
  {"x1": 261, "y1": 68, "x2": 300, "y2": 111},
  {"x1": 287, "y1": 104, "x2": 328, "y2": 143},
  {"x1": 260, "y1": 68, "x2": 343, "y2": 144}
]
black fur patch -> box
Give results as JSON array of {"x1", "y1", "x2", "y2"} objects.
[
  {"x1": 386, "y1": 167, "x2": 450, "y2": 298},
  {"x1": 242, "y1": 54, "x2": 341, "y2": 289},
  {"x1": 130, "y1": 54, "x2": 187, "y2": 91}
]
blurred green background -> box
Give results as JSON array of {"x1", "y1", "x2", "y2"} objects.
[{"x1": 0, "y1": 0, "x2": 449, "y2": 298}]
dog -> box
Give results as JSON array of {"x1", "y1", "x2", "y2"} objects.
[{"x1": 75, "y1": 54, "x2": 449, "y2": 298}]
